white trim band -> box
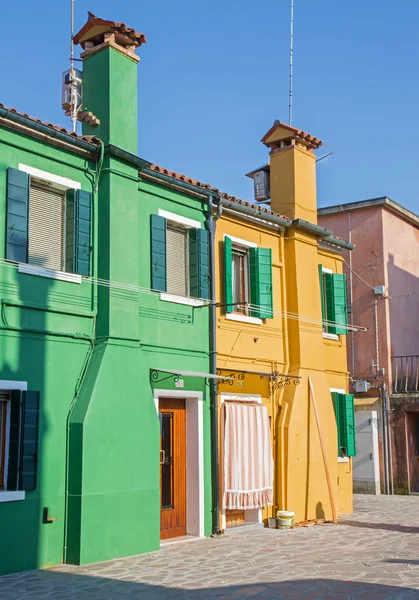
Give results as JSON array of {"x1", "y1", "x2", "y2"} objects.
[
  {"x1": 19, "y1": 164, "x2": 81, "y2": 190},
  {"x1": 18, "y1": 263, "x2": 82, "y2": 284},
  {"x1": 225, "y1": 313, "x2": 262, "y2": 325},
  {"x1": 158, "y1": 209, "x2": 201, "y2": 229},
  {"x1": 160, "y1": 293, "x2": 204, "y2": 307},
  {"x1": 224, "y1": 234, "x2": 257, "y2": 249}
]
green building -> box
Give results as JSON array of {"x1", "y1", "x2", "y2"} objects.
[{"x1": 0, "y1": 13, "x2": 213, "y2": 575}]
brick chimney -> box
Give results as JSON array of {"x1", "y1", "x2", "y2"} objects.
[
  {"x1": 73, "y1": 12, "x2": 146, "y2": 154},
  {"x1": 261, "y1": 121, "x2": 323, "y2": 223}
]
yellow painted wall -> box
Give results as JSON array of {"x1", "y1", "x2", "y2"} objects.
[{"x1": 215, "y1": 142, "x2": 353, "y2": 525}]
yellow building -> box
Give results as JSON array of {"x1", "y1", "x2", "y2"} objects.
[{"x1": 215, "y1": 122, "x2": 354, "y2": 529}]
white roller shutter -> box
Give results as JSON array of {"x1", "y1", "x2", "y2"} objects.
[
  {"x1": 166, "y1": 226, "x2": 188, "y2": 296},
  {"x1": 29, "y1": 184, "x2": 65, "y2": 271}
]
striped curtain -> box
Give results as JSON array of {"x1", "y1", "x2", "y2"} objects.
[{"x1": 223, "y1": 401, "x2": 273, "y2": 510}]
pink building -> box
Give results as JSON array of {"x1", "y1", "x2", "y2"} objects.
[{"x1": 319, "y1": 198, "x2": 419, "y2": 495}]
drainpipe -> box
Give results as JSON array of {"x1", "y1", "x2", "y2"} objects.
[
  {"x1": 379, "y1": 384, "x2": 390, "y2": 494},
  {"x1": 205, "y1": 196, "x2": 223, "y2": 535},
  {"x1": 348, "y1": 213, "x2": 355, "y2": 375},
  {"x1": 384, "y1": 382, "x2": 394, "y2": 495}
]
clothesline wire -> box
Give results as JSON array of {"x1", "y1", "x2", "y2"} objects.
[{"x1": 0, "y1": 258, "x2": 366, "y2": 332}]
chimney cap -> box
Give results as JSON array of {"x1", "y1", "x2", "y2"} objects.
[
  {"x1": 73, "y1": 11, "x2": 147, "y2": 50},
  {"x1": 261, "y1": 120, "x2": 323, "y2": 151}
]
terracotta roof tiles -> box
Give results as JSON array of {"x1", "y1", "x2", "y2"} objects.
[
  {"x1": 148, "y1": 164, "x2": 290, "y2": 221},
  {"x1": 0, "y1": 102, "x2": 101, "y2": 146},
  {"x1": 74, "y1": 12, "x2": 147, "y2": 49}
]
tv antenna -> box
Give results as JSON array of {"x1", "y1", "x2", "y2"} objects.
[
  {"x1": 288, "y1": 0, "x2": 294, "y2": 125},
  {"x1": 69, "y1": 0, "x2": 77, "y2": 132}
]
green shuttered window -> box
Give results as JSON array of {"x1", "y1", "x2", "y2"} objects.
[
  {"x1": 189, "y1": 228, "x2": 209, "y2": 300},
  {"x1": 318, "y1": 266, "x2": 348, "y2": 335},
  {"x1": 5, "y1": 168, "x2": 91, "y2": 275},
  {"x1": 224, "y1": 236, "x2": 233, "y2": 312},
  {"x1": 224, "y1": 237, "x2": 273, "y2": 318},
  {"x1": 249, "y1": 247, "x2": 273, "y2": 319},
  {"x1": 150, "y1": 214, "x2": 209, "y2": 299},
  {"x1": 6, "y1": 168, "x2": 29, "y2": 263},
  {"x1": 331, "y1": 392, "x2": 356, "y2": 457},
  {"x1": 4, "y1": 389, "x2": 40, "y2": 492}
]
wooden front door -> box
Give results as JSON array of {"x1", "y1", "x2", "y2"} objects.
[{"x1": 159, "y1": 398, "x2": 186, "y2": 540}]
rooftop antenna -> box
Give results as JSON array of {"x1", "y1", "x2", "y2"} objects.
[
  {"x1": 288, "y1": 0, "x2": 294, "y2": 125},
  {"x1": 69, "y1": 0, "x2": 77, "y2": 132}
]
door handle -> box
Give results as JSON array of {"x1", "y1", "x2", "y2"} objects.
[{"x1": 160, "y1": 450, "x2": 165, "y2": 465}]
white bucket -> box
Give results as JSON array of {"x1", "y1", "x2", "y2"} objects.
[{"x1": 276, "y1": 510, "x2": 295, "y2": 529}]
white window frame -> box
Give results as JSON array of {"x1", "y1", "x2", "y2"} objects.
[
  {"x1": 224, "y1": 235, "x2": 263, "y2": 325},
  {"x1": 330, "y1": 387, "x2": 349, "y2": 463},
  {"x1": 321, "y1": 266, "x2": 338, "y2": 341},
  {"x1": 158, "y1": 209, "x2": 203, "y2": 306},
  {"x1": 0, "y1": 380, "x2": 27, "y2": 503},
  {"x1": 17, "y1": 164, "x2": 82, "y2": 284}
]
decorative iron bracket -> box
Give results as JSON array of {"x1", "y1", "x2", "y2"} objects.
[
  {"x1": 150, "y1": 369, "x2": 182, "y2": 385},
  {"x1": 260, "y1": 372, "x2": 301, "y2": 391}
]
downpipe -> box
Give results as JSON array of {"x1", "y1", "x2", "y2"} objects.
[{"x1": 205, "y1": 196, "x2": 223, "y2": 535}]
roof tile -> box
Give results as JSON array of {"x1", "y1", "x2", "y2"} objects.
[{"x1": 0, "y1": 102, "x2": 102, "y2": 146}]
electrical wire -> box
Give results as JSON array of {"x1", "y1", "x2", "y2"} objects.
[
  {"x1": 0, "y1": 258, "x2": 367, "y2": 333},
  {"x1": 342, "y1": 258, "x2": 376, "y2": 291}
]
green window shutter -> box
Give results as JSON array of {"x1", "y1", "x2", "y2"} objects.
[
  {"x1": 75, "y1": 190, "x2": 92, "y2": 276},
  {"x1": 65, "y1": 189, "x2": 92, "y2": 276},
  {"x1": 150, "y1": 214, "x2": 167, "y2": 292},
  {"x1": 18, "y1": 391, "x2": 40, "y2": 491},
  {"x1": 325, "y1": 273, "x2": 348, "y2": 335},
  {"x1": 7, "y1": 390, "x2": 22, "y2": 491},
  {"x1": 65, "y1": 189, "x2": 76, "y2": 273},
  {"x1": 225, "y1": 236, "x2": 233, "y2": 312},
  {"x1": 332, "y1": 392, "x2": 356, "y2": 458},
  {"x1": 249, "y1": 247, "x2": 273, "y2": 319},
  {"x1": 331, "y1": 391, "x2": 342, "y2": 456},
  {"x1": 6, "y1": 168, "x2": 29, "y2": 263},
  {"x1": 318, "y1": 265, "x2": 325, "y2": 330},
  {"x1": 189, "y1": 228, "x2": 210, "y2": 299},
  {"x1": 339, "y1": 393, "x2": 356, "y2": 457}
]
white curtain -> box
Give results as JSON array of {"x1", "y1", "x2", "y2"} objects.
[{"x1": 223, "y1": 402, "x2": 274, "y2": 510}]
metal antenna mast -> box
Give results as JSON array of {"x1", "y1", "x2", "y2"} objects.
[
  {"x1": 70, "y1": 0, "x2": 77, "y2": 133},
  {"x1": 288, "y1": 0, "x2": 294, "y2": 125}
]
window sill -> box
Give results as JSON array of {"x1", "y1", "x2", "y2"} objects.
[
  {"x1": 160, "y1": 293, "x2": 204, "y2": 307},
  {"x1": 338, "y1": 457, "x2": 350, "y2": 463},
  {"x1": 323, "y1": 332, "x2": 339, "y2": 341},
  {"x1": 225, "y1": 313, "x2": 263, "y2": 325},
  {"x1": 18, "y1": 263, "x2": 82, "y2": 284},
  {"x1": 0, "y1": 491, "x2": 25, "y2": 503}
]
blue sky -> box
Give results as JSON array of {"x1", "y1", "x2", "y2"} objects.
[{"x1": 2, "y1": 1, "x2": 419, "y2": 211}]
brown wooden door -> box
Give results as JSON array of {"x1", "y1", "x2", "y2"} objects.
[{"x1": 159, "y1": 398, "x2": 186, "y2": 540}]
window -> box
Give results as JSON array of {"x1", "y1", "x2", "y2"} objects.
[
  {"x1": 225, "y1": 236, "x2": 273, "y2": 319},
  {"x1": 0, "y1": 391, "x2": 9, "y2": 490},
  {"x1": 29, "y1": 184, "x2": 66, "y2": 271},
  {"x1": 331, "y1": 391, "x2": 356, "y2": 458},
  {"x1": 6, "y1": 168, "x2": 92, "y2": 276},
  {"x1": 318, "y1": 265, "x2": 348, "y2": 336},
  {"x1": 232, "y1": 248, "x2": 250, "y2": 315},
  {"x1": 150, "y1": 213, "x2": 209, "y2": 300},
  {"x1": 166, "y1": 225, "x2": 189, "y2": 297},
  {"x1": 0, "y1": 388, "x2": 40, "y2": 493}
]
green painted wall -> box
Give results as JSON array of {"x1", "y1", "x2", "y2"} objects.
[
  {"x1": 81, "y1": 47, "x2": 138, "y2": 155},
  {"x1": 0, "y1": 38, "x2": 212, "y2": 574},
  {"x1": 0, "y1": 127, "x2": 97, "y2": 575}
]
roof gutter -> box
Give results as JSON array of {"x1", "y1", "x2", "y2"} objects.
[
  {"x1": 0, "y1": 107, "x2": 99, "y2": 155},
  {"x1": 292, "y1": 218, "x2": 354, "y2": 250},
  {"x1": 105, "y1": 144, "x2": 152, "y2": 170},
  {"x1": 220, "y1": 197, "x2": 292, "y2": 228},
  {"x1": 141, "y1": 167, "x2": 217, "y2": 198}
]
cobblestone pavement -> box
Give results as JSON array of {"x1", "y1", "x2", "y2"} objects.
[{"x1": 2, "y1": 495, "x2": 419, "y2": 599}]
